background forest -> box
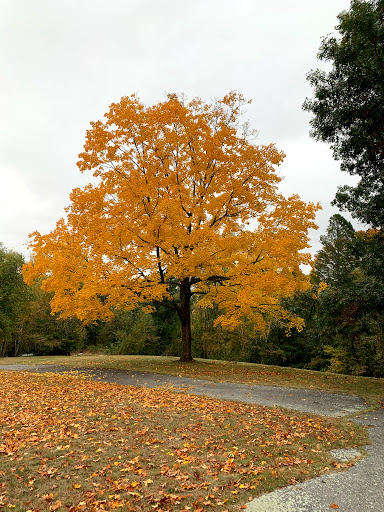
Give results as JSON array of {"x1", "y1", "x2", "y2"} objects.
[{"x1": 1, "y1": 214, "x2": 383, "y2": 376}]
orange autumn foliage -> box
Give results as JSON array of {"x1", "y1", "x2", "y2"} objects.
[{"x1": 23, "y1": 92, "x2": 320, "y2": 360}]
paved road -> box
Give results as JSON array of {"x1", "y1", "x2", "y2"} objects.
[
  {"x1": 0, "y1": 364, "x2": 367, "y2": 417},
  {"x1": 1, "y1": 364, "x2": 383, "y2": 511}
]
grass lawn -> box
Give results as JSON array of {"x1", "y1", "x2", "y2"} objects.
[
  {"x1": 0, "y1": 370, "x2": 367, "y2": 512},
  {"x1": 2, "y1": 354, "x2": 384, "y2": 407}
]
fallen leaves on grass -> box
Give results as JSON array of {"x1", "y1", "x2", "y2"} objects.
[{"x1": 0, "y1": 370, "x2": 362, "y2": 511}]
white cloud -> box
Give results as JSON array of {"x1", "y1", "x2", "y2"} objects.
[{"x1": 0, "y1": 164, "x2": 55, "y2": 254}]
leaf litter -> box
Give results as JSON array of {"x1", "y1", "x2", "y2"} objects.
[{"x1": 0, "y1": 370, "x2": 366, "y2": 511}]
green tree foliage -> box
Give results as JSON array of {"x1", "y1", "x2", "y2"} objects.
[
  {"x1": 192, "y1": 304, "x2": 253, "y2": 361},
  {"x1": 0, "y1": 243, "x2": 85, "y2": 357},
  {"x1": 303, "y1": 0, "x2": 384, "y2": 227},
  {"x1": 0, "y1": 244, "x2": 30, "y2": 356},
  {"x1": 260, "y1": 215, "x2": 384, "y2": 376},
  {"x1": 83, "y1": 304, "x2": 180, "y2": 356},
  {"x1": 97, "y1": 309, "x2": 159, "y2": 355},
  {"x1": 312, "y1": 214, "x2": 356, "y2": 287},
  {"x1": 20, "y1": 284, "x2": 85, "y2": 356},
  {"x1": 254, "y1": 290, "x2": 325, "y2": 369},
  {"x1": 354, "y1": 228, "x2": 384, "y2": 280},
  {"x1": 150, "y1": 303, "x2": 181, "y2": 356},
  {"x1": 310, "y1": 217, "x2": 384, "y2": 376}
]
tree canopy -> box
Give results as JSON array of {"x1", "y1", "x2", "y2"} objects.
[
  {"x1": 303, "y1": 0, "x2": 384, "y2": 228},
  {"x1": 312, "y1": 214, "x2": 356, "y2": 287},
  {"x1": 0, "y1": 244, "x2": 29, "y2": 354},
  {"x1": 24, "y1": 92, "x2": 319, "y2": 361}
]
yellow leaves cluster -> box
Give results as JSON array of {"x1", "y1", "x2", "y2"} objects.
[{"x1": 23, "y1": 92, "x2": 320, "y2": 331}]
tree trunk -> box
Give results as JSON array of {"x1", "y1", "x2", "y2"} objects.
[{"x1": 178, "y1": 278, "x2": 193, "y2": 362}]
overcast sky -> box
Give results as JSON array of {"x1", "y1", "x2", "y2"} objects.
[{"x1": 1, "y1": 0, "x2": 360, "y2": 260}]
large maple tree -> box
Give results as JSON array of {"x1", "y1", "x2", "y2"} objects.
[{"x1": 24, "y1": 92, "x2": 319, "y2": 361}]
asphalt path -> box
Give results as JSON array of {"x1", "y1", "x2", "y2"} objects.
[{"x1": 0, "y1": 364, "x2": 383, "y2": 511}]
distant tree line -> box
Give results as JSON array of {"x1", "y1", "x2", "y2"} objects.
[
  {"x1": 259, "y1": 216, "x2": 384, "y2": 377},
  {"x1": 1, "y1": 216, "x2": 383, "y2": 376}
]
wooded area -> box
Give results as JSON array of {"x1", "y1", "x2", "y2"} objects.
[{"x1": 1, "y1": 214, "x2": 383, "y2": 375}]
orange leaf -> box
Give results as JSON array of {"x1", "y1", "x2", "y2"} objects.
[{"x1": 50, "y1": 501, "x2": 62, "y2": 511}]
